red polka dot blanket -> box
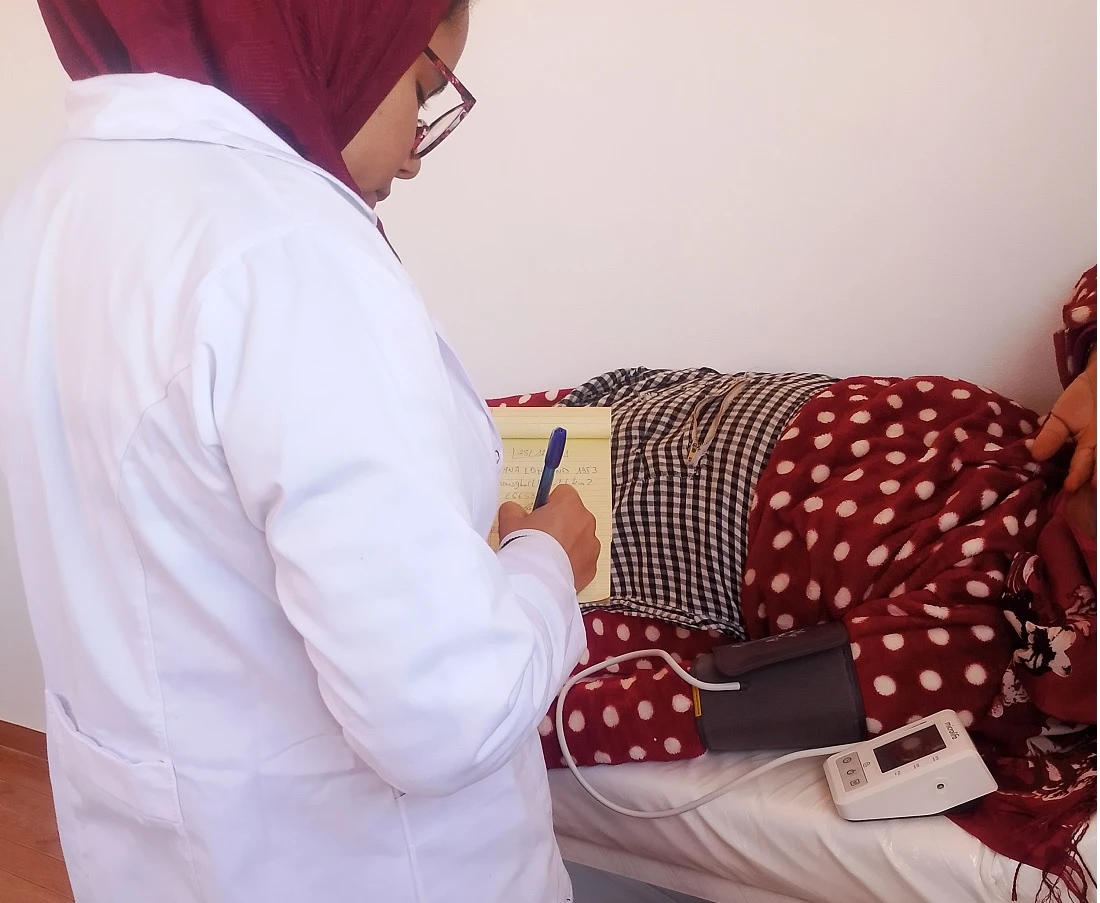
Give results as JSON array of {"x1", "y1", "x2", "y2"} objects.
[
  {"x1": 487, "y1": 267, "x2": 1097, "y2": 903},
  {"x1": 741, "y1": 374, "x2": 1095, "y2": 902}
]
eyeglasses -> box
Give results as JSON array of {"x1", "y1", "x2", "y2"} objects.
[{"x1": 413, "y1": 47, "x2": 476, "y2": 159}]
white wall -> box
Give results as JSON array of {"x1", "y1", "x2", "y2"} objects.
[
  {"x1": 0, "y1": 0, "x2": 1095, "y2": 730},
  {"x1": 385, "y1": 0, "x2": 1096, "y2": 406}
]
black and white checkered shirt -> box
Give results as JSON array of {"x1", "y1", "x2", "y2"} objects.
[{"x1": 562, "y1": 367, "x2": 835, "y2": 638}]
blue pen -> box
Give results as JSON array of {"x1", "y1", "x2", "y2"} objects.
[{"x1": 533, "y1": 428, "x2": 568, "y2": 509}]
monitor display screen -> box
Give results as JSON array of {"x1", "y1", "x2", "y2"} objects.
[{"x1": 873, "y1": 725, "x2": 946, "y2": 772}]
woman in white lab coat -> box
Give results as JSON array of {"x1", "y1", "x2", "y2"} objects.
[{"x1": 0, "y1": 1, "x2": 604, "y2": 901}]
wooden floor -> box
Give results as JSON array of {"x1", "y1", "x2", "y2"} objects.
[{"x1": 0, "y1": 741, "x2": 73, "y2": 902}]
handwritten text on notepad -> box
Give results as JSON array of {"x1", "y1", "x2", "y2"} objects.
[
  {"x1": 501, "y1": 455, "x2": 600, "y2": 500},
  {"x1": 489, "y1": 407, "x2": 613, "y2": 604}
]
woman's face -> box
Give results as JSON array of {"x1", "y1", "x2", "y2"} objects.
[{"x1": 341, "y1": 10, "x2": 470, "y2": 207}]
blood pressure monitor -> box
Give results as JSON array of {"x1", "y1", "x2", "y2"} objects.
[{"x1": 825, "y1": 709, "x2": 997, "y2": 821}]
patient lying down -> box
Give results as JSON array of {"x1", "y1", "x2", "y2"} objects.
[{"x1": 489, "y1": 267, "x2": 1097, "y2": 902}]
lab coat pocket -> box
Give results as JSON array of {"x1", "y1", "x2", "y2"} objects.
[
  {"x1": 390, "y1": 739, "x2": 563, "y2": 902},
  {"x1": 45, "y1": 692, "x2": 199, "y2": 903}
]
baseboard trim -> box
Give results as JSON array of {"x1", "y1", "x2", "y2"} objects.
[{"x1": 0, "y1": 719, "x2": 47, "y2": 759}]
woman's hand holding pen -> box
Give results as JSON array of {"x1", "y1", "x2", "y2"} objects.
[{"x1": 499, "y1": 486, "x2": 601, "y2": 593}]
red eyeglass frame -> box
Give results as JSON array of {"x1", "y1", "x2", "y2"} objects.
[{"x1": 413, "y1": 47, "x2": 476, "y2": 158}]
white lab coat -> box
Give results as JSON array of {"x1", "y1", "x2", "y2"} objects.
[{"x1": 0, "y1": 73, "x2": 585, "y2": 903}]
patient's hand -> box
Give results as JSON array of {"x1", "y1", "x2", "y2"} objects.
[{"x1": 1033, "y1": 348, "x2": 1097, "y2": 491}]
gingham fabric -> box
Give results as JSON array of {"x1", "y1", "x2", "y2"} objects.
[{"x1": 560, "y1": 367, "x2": 836, "y2": 637}]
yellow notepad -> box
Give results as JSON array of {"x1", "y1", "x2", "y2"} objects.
[{"x1": 489, "y1": 407, "x2": 612, "y2": 604}]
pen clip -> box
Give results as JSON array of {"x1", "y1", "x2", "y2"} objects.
[{"x1": 546, "y1": 427, "x2": 568, "y2": 468}]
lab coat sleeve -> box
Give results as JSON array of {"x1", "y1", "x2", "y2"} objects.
[{"x1": 199, "y1": 227, "x2": 586, "y2": 796}]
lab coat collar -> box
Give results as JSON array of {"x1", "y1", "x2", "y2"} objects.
[{"x1": 64, "y1": 73, "x2": 377, "y2": 225}]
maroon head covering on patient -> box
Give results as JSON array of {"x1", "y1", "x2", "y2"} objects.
[{"x1": 37, "y1": 0, "x2": 454, "y2": 195}]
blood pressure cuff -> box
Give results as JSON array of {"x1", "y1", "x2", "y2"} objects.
[{"x1": 691, "y1": 621, "x2": 867, "y2": 751}]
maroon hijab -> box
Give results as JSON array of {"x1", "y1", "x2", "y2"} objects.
[{"x1": 37, "y1": 0, "x2": 454, "y2": 195}]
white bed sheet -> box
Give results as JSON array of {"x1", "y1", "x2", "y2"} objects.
[{"x1": 550, "y1": 750, "x2": 1097, "y2": 903}]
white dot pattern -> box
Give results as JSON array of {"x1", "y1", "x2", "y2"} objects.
[
  {"x1": 961, "y1": 538, "x2": 985, "y2": 557},
  {"x1": 867, "y1": 545, "x2": 889, "y2": 567},
  {"x1": 920, "y1": 670, "x2": 943, "y2": 691},
  {"x1": 720, "y1": 371, "x2": 1063, "y2": 776}
]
